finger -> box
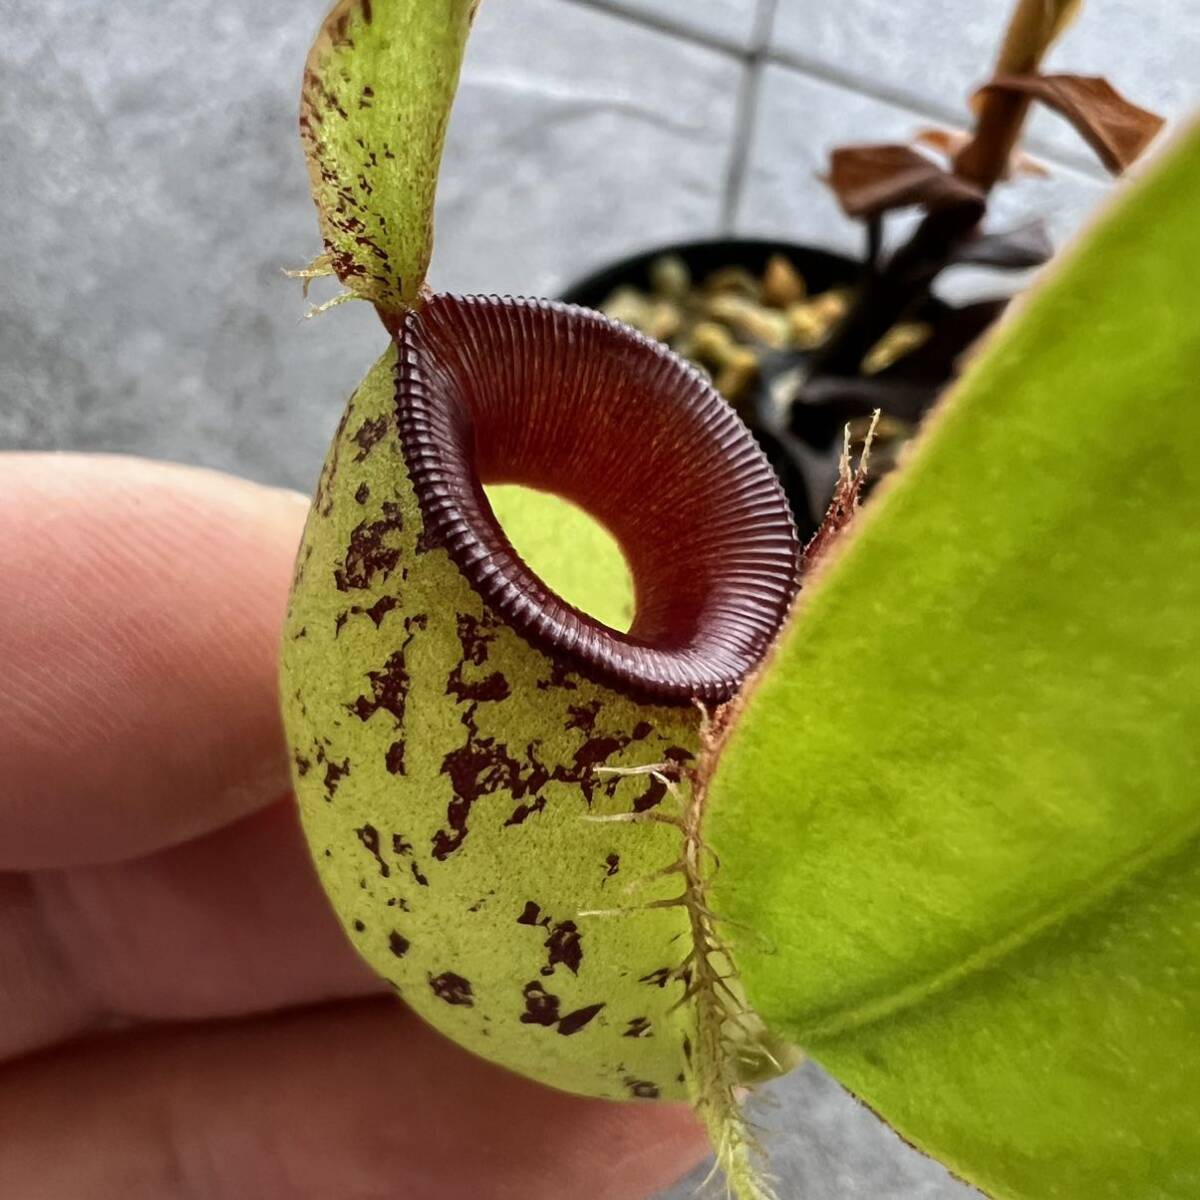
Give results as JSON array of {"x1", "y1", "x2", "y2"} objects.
[
  {"x1": 0, "y1": 999, "x2": 708, "y2": 1200},
  {"x1": 4, "y1": 801, "x2": 381, "y2": 1062},
  {"x1": 0, "y1": 453, "x2": 309, "y2": 869}
]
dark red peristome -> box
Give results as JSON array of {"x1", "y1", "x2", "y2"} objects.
[{"x1": 394, "y1": 294, "x2": 800, "y2": 705}]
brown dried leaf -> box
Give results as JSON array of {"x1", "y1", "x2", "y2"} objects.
[
  {"x1": 826, "y1": 144, "x2": 985, "y2": 220},
  {"x1": 913, "y1": 127, "x2": 1050, "y2": 178},
  {"x1": 975, "y1": 74, "x2": 1165, "y2": 174}
]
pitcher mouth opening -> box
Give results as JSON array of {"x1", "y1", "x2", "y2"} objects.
[{"x1": 394, "y1": 293, "x2": 801, "y2": 705}]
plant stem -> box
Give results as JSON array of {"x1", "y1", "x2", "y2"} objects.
[
  {"x1": 955, "y1": 0, "x2": 1081, "y2": 188},
  {"x1": 807, "y1": 0, "x2": 1081, "y2": 380}
]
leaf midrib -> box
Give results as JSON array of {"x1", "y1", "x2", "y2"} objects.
[{"x1": 791, "y1": 808, "x2": 1200, "y2": 1044}]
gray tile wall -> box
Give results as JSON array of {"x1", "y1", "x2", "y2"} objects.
[
  {"x1": 2, "y1": 1, "x2": 1197, "y2": 1196},
  {"x1": 771, "y1": 0, "x2": 1196, "y2": 170}
]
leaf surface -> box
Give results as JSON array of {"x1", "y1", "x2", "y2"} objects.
[{"x1": 707, "y1": 125, "x2": 1200, "y2": 1199}]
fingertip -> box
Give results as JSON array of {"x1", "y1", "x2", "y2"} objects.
[{"x1": 0, "y1": 454, "x2": 312, "y2": 868}]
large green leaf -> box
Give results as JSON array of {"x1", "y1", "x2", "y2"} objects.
[
  {"x1": 300, "y1": 0, "x2": 477, "y2": 318},
  {"x1": 706, "y1": 123, "x2": 1200, "y2": 1199}
]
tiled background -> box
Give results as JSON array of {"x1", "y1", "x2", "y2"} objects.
[{"x1": 1, "y1": 1, "x2": 1196, "y2": 1195}]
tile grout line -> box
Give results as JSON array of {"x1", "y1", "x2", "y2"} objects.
[
  {"x1": 718, "y1": 0, "x2": 780, "y2": 232},
  {"x1": 718, "y1": 64, "x2": 761, "y2": 233},
  {"x1": 559, "y1": 0, "x2": 749, "y2": 59},
  {"x1": 750, "y1": 0, "x2": 781, "y2": 63}
]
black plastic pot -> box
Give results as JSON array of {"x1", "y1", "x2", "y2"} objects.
[
  {"x1": 561, "y1": 239, "x2": 869, "y2": 310},
  {"x1": 561, "y1": 238, "x2": 1004, "y2": 540}
]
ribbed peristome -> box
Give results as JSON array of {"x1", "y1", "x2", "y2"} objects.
[{"x1": 395, "y1": 294, "x2": 800, "y2": 704}]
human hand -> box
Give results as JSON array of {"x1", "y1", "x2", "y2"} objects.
[{"x1": 0, "y1": 454, "x2": 707, "y2": 1200}]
